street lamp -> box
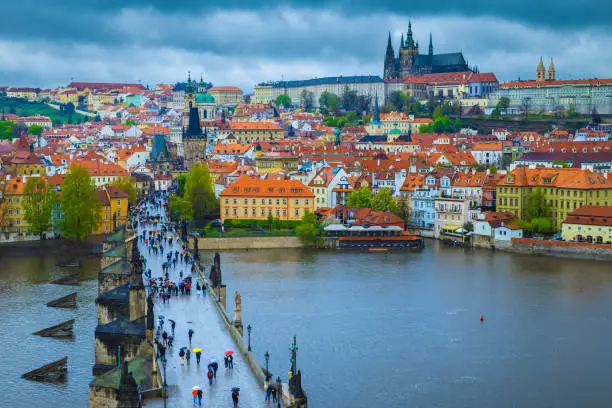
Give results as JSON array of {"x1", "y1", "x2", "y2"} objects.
[
  {"x1": 276, "y1": 376, "x2": 282, "y2": 408},
  {"x1": 161, "y1": 356, "x2": 167, "y2": 398},
  {"x1": 247, "y1": 324, "x2": 252, "y2": 351},
  {"x1": 264, "y1": 351, "x2": 270, "y2": 382}
]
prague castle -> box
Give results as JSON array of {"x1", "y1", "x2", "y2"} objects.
[{"x1": 384, "y1": 21, "x2": 471, "y2": 80}]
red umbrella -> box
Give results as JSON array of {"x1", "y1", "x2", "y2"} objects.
[{"x1": 225, "y1": 350, "x2": 234, "y2": 356}]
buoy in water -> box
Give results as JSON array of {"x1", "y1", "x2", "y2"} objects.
[{"x1": 480, "y1": 315, "x2": 485, "y2": 322}]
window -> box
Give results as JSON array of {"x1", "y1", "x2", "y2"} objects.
[
  {"x1": 233, "y1": 199, "x2": 237, "y2": 205},
  {"x1": 295, "y1": 199, "x2": 299, "y2": 205},
  {"x1": 305, "y1": 199, "x2": 309, "y2": 205},
  {"x1": 244, "y1": 208, "x2": 248, "y2": 215},
  {"x1": 295, "y1": 209, "x2": 299, "y2": 216},
  {"x1": 225, "y1": 199, "x2": 229, "y2": 204},
  {"x1": 225, "y1": 209, "x2": 229, "y2": 215},
  {"x1": 261, "y1": 208, "x2": 265, "y2": 215},
  {"x1": 233, "y1": 209, "x2": 237, "y2": 215},
  {"x1": 244, "y1": 199, "x2": 248, "y2": 204},
  {"x1": 252, "y1": 208, "x2": 256, "y2": 216}
]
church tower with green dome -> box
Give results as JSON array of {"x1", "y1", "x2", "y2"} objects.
[
  {"x1": 194, "y1": 73, "x2": 216, "y2": 120},
  {"x1": 181, "y1": 71, "x2": 208, "y2": 170}
]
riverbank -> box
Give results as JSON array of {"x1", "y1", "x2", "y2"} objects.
[
  {"x1": 0, "y1": 236, "x2": 104, "y2": 258},
  {"x1": 189, "y1": 235, "x2": 302, "y2": 250}
]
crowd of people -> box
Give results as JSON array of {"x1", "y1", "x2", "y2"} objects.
[{"x1": 132, "y1": 191, "x2": 246, "y2": 407}]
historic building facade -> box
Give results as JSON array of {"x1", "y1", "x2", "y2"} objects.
[
  {"x1": 383, "y1": 22, "x2": 471, "y2": 80},
  {"x1": 489, "y1": 59, "x2": 612, "y2": 114}
]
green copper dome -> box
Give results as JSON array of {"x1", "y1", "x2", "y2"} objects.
[
  {"x1": 195, "y1": 92, "x2": 215, "y2": 103},
  {"x1": 389, "y1": 128, "x2": 402, "y2": 135}
]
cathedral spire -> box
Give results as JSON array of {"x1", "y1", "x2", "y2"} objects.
[
  {"x1": 428, "y1": 32, "x2": 433, "y2": 56},
  {"x1": 406, "y1": 20, "x2": 415, "y2": 48},
  {"x1": 400, "y1": 33, "x2": 404, "y2": 50},
  {"x1": 372, "y1": 93, "x2": 381, "y2": 124},
  {"x1": 384, "y1": 32, "x2": 398, "y2": 79}
]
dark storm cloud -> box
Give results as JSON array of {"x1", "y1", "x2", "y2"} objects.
[{"x1": 0, "y1": 1, "x2": 610, "y2": 89}]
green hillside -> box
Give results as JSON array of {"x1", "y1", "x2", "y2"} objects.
[{"x1": 0, "y1": 96, "x2": 87, "y2": 125}]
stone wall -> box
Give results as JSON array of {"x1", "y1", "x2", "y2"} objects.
[
  {"x1": 509, "y1": 238, "x2": 612, "y2": 261},
  {"x1": 94, "y1": 335, "x2": 147, "y2": 368},
  {"x1": 97, "y1": 302, "x2": 128, "y2": 325},
  {"x1": 189, "y1": 236, "x2": 302, "y2": 250},
  {"x1": 90, "y1": 387, "x2": 118, "y2": 408}
]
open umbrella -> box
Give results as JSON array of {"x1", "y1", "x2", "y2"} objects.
[
  {"x1": 225, "y1": 350, "x2": 234, "y2": 356},
  {"x1": 168, "y1": 319, "x2": 175, "y2": 326},
  {"x1": 180, "y1": 346, "x2": 188, "y2": 351},
  {"x1": 158, "y1": 315, "x2": 165, "y2": 319},
  {"x1": 193, "y1": 348, "x2": 201, "y2": 353},
  {"x1": 192, "y1": 385, "x2": 202, "y2": 391},
  {"x1": 231, "y1": 387, "x2": 240, "y2": 392}
]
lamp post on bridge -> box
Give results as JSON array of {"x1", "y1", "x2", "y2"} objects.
[
  {"x1": 161, "y1": 355, "x2": 167, "y2": 399},
  {"x1": 264, "y1": 351, "x2": 270, "y2": 382},
  {"x1": 247, "y1": 324, "x2": 252, "y2": 351}
]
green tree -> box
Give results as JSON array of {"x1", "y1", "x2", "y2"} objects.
[
  {"x1": 432, "y1": 106, "x2": 443, "y2": 120},
  {"x1": 124, "y1": 119, "x2": 136, "y2": 126},
  {"x1": 299, "y1": 90, "x2": 314, "y2": 109},
  {"x1": 111, "y1": 176, "x2": 138, "y2": 206},
  {"x1": 319, "y1": 91, "x2": 340, "y2": 112},
  {"x1": 346, "y1": 111, "x2": 358, "y2": 125},
  {"x1": 393, "y1": 198, "x2": 412, "y2": 228},
  {"x1": 0, "y1": 120, "x2": 16, "y2": 140},
  {"x1": 22, "y1": 178, "x2": 57, "y2": 239},
  {"x1": 169, "y1": 194, "x2": 193, "y2": 220},
  {"x1": 176, "y1": 173, "x2": 188, "y2": 197},
  {"x1": 296, "y1": 211, "x2": 319, "y2": 247},
  {"x1": 183, "y1": 162, "x2": 218, "y2": 221},
  {"x1": 371, "y1": 188, "x2": 397, "y2": 213},
  {"x1": 267, "y1": 212, "x2": 274, "y2": 231},
  {"x1": 28, "y1": 124, "x2": 44, "y2": 137},
  {"x1": 525, "y1": 187, "x2": 550, "y2": 220},
  {"x1": 488, "y1": 164, "x2": 498, "y2": 174},
  {"x1": 341, "y1": 87, "x2": 359, "y2": 111},
  {"x1": 388, "y1": 91, "x2": 407, "y2": 112},
  {"x1": 275, "y1": 94, "x2": 292, "y2": 108},
  {"x1": 498, "y1": 96, "x2": 510, "y2": 110},
  {"x1": 59, "y1": 165, "x2": 100, "y2": 240},
  {"x1": 346, "y1": 186, "x2": 372, "y2": 208}
]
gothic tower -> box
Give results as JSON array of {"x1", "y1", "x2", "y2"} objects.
[
  {"x1": 536, "y1": 57, "x2": 546, "y2": 82},
  {"x1": 399, "y1": 20, "x2": 419, "y2": 77},
  {"x1": 547, "y1": 58, "x2": 556, "y2": 81},
  {"x1": 383, "y1": 32, "x2": 398, "y2": 80},
  {"x1": 428, "y1": 33, "x2": 433, "y2": 57},
  {"x1": 183, "y1": 72, "x2": 196, "y2": 127}
]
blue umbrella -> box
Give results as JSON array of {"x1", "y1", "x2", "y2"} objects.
[{"x1": 158, "y1": 315, "x2": 165, "y2": 319}]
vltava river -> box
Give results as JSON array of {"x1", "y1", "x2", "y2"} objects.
[
  {"x1": 214, "y1": 242, "x2": 612, "y2": 408},
  {"x1": 3, "y1": 240, "x2": 612, "y2": 408}
]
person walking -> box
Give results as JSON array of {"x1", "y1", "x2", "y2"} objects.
[
  {"x1": 227, "y1": 354, "x2": 234, "y2": 370},
  {"x1": 207, "y1": 369, "x2": 214, "y2": 385},
  {"x1": 188, "y1": 329, "x2": 194, "y2": 345},
  {"x1": 211, "y1": 360, "x2": 218, "y2": 378},
  {"x1": 232, "y1": 389, "x2": 240, "y2": 407},
  {"x1": 170, "y1": 320, "x2": 176, "y2": 336},
  {"x1": 162, "y1": 331, "x2": 168, "y2": 346},
  {"x1": 179, "y1": 349, "x2": 185, "y2": 365},
  {"x1": 186, "y1": 348, "x2": 191, "y2": 365},
  {"x1": 191, "y1": 388, "x2": 198, "y2": 405},
  {"x1": 195, "y1": 350, "x2": 201, "y2": 365},
  {"x1": 197, "y1": 389, "x2": 203, "y2": 406}
]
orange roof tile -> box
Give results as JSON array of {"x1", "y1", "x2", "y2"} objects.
[{"x1": 220, "y1": 175, "x2": 314, "y2": 198}]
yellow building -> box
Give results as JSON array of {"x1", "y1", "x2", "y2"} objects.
[
  {"x1": 229, "y1": 122, "x2": 285, "y2": 142},
  {"x1": 207, "y1": 86, "x2": 244, "y2": 106},
  {"x1": 253, "y1": 84, "x2": 274, "y2": 104},
  {"x1": 1, "y1": 176, "x2": 28, "y2": 235},
  {"x1": 220, "y1": 176, "x2": 314, "y2": 222},
  {"x1": 561, "y1": 206, "x2": 612, "y2": 244},
  {"x1": 58, "y1": 89, "x2": 79, "y2": 104},
  {"x1": 496, "y1": 167, "x2": 612, "y2": 230},
  {"x1": 254, "y1": 152, "x2": 299, "y2": 173},
  {"x1": 95, "y1": 186, "x2": 129, "y2": 234},
  {"x1": 7, "y1": 150, "x2": 46, "y2": 177}
]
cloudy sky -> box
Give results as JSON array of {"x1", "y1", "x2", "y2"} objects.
[{"x1": 1, "y1": 0, "x2": 611, "y2": 91}]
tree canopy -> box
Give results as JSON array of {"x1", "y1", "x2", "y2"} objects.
[
  {"x1": 0, "y1": 120, "x2": 16, "y2": 140},
  {"x1": 22, "y1": 178, "x2": 57, "y2": 239},
  {"x1": 275, "y1": 94, "x2": 292, "y2": 108},
  {"x1": 59, "y1": 165, "x2": 100, "y2": 240},
  {"x1": 111, "y1": 176, "x2": 137, "y2": 206},
  {"x1": 319, "y1": 91, "x2": 340, "y2": 112},
  {"x1": 296, "y1": 210, "x2": 319, "y2": 247},
  {"x1": 169, "y1": 163, "x2": 218, "y2": 223},
  {"x1": 371, "y1": 188, "x2": 397, "y2": 213},
  {"x1": 346, "y1": 186, "x2": 372, "y2": 208},
  {"x1": 299, "y1": 90, "x2": 314, "y2": 109},
  {"x1": 388, "y1": 91, "x2": 408, "y2": 112},
  {"x1": 28, "y1": 124, "x2": 44, "y2": 137}
]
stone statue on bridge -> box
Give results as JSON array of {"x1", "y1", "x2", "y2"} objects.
[
  {"x1": 233, "y1": 291, "x2": 243, "y2": 335},
  {"x1": 209, "y1": 252, "x2": 222, "y2": 287}
]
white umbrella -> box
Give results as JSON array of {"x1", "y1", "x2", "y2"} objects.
[{"x1": 192, "y1": 385, "x2": 202, "y2": 391}]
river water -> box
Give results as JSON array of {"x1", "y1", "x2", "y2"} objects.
[
  {"x1": 2, "y1": 240, "x2": 612, "y2": 408},
  {"x1": 211, "y1": 242, "x2": 612, "y2": 408},
  {"x1": 0, "y1": 242, "x2": 99, "y2": 408}
]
